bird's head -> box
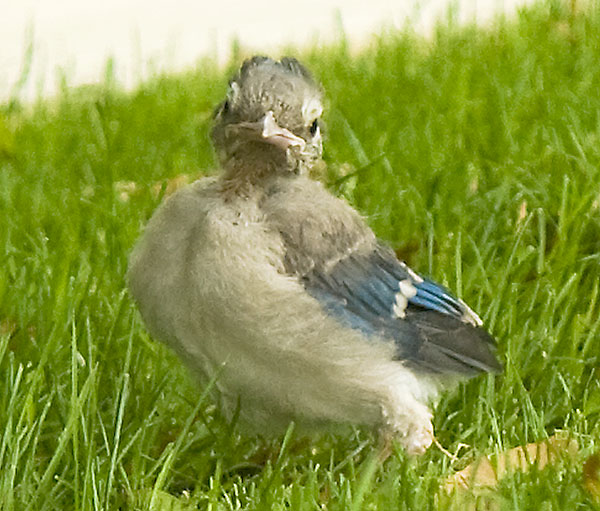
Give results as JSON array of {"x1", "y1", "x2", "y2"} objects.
[{"x1": 212, "y1": 56, "x2": 324, "y2": 177}]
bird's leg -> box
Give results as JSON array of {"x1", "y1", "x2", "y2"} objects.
[{"x1": 432, "y1": 438, "x2": 469, "y2": 462}]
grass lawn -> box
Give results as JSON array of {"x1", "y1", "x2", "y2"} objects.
[{"x1": 1, "y1": 1, "x2": 600, "y2": 509}]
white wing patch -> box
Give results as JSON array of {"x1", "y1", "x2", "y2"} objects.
[
  {"x1": 460, "y1": 302, "x2": 484, "y2": 327},
  {"x1": 400, "y1": 263, "x2": 484, "y2": 327},
  {"x1": 399, "y1": 279, "x2": 417, "y2": 299},
  {"x1": 392, "y1": 292, "x2": 408, "y2": 319},
  {"x1": 392, "y1": 278, "x2": 418, "y2": 319},
  {"x1": 400, "y1": 262, "x2": 424, "y2": 283}
]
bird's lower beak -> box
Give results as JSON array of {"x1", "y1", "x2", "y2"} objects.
[
  {"x1": 228, "y1": 111, "x2": 306, "y2": 150},
  {"x1": 260, "y1": 111, "x2": 306, "y2": 150}
]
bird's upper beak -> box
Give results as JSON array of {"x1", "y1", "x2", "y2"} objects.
[{"x1": 228, "y1": 111, "x2": 306, "y2": 151}]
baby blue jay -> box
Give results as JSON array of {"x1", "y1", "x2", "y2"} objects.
[{"x1": 128, "y1": 56, "x2": 500, "y2": 455}]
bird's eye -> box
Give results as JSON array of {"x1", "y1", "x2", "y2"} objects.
[{"x1": 309, "y1": 119, "x2": 319, "y2": 136}]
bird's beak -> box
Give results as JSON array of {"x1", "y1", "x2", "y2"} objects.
[
  {"x1": 261, "y1": 111, "x2": 306, "y2": 150},
  {"x1": 228, "y1": 111, "x2": 306, "y2": 150}
]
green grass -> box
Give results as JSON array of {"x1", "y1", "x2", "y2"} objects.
[{"x1": 2, "y1": 1, "x2": 600, "y2": 509}]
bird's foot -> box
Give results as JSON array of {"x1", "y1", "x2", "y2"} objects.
[
  {"x1": 402, "y1": 419, "x2": 434, "y2": 456},
  {"x1": 381, "y1": 403, "x2": 434, "y2": 456}
]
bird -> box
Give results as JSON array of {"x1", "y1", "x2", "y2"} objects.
[{"x1": 128, "y1": 56, "x2": 501, "y2": 456}]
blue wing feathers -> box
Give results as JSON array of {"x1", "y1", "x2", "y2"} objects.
[
  {"x1": 302, "y1": 245, "x2": 500, "y2": 374},
  {"x1": 411, "y1": 280, "x2": 465, "y2": 317},
  {"x1": 307, "y1": 288, "x2": 380, "y2": 338},
  {"x1": 367, "y1": 250, "x2": 465, "y2": 318},
  {"x1": 310, "y1": 269, "x2": 383, "y2": 320}
]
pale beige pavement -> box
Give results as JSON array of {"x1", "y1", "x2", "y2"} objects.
[{"x1": 1, "y1": 0, "x2": 535, "y2": 102}]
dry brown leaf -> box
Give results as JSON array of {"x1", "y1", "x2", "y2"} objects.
[
  {"x1": 444, "y1": 434, "x2": 579, "y2": 493},
  {"x1": 151, "y1": 174, "x2": 193, "y2": 198},
  {"x1": 130, "y1": 489, "x2": 195, "y2": 511},
  {"x1": 0, "y1": 318, "x2": 17, "y2": 337},
  {"x1": 583, "y1": 453, "x2": 600, "y2": 503},
  {"x1": 517, "y1": 200, "x2": 528, "y2": 224},
  {"x1": 115, "y1": 174, "x2": 195, "y2": 202},
  {"x1": 469, "y1": 176, "x2": 479, "y2": 194},
  {"x1": 114, "y1": 180, "x2": 139, "y2": 202}
]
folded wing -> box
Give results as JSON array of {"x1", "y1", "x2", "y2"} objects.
[{"x1": 302, "y1": 245, "x2": 501, "y2": 375}]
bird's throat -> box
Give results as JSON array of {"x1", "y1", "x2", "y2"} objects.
[{"x1": 221, "y1": 143, "x2": 294, "y2": 197}]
